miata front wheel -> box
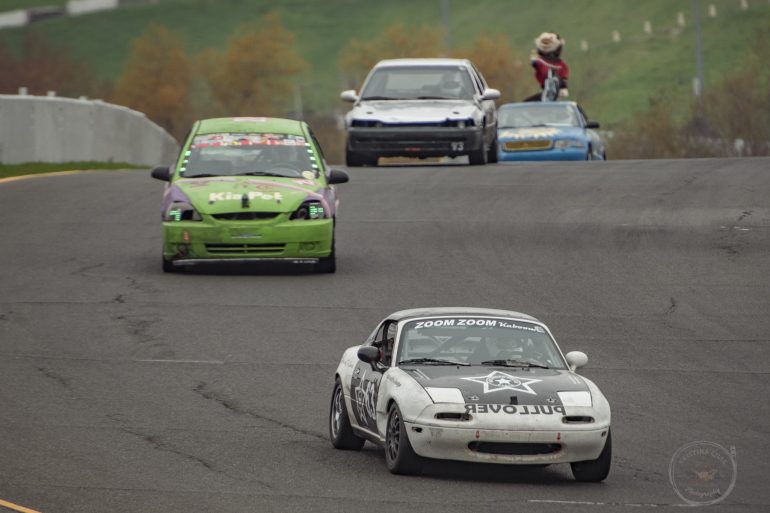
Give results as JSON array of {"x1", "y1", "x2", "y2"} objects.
[
  {"x1": 384, "y1": 403, "x2": 422, "y2": 475},
  {"x1": 570, "y1": 429, "x2": 612, "y2": 482}
]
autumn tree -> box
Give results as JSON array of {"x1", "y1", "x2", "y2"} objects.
[
  {"x1": 697, "y1": 46, "x2": 770, "y2": 156},
  {"x1": 454, "y1": 35, "x2": 527, "y2": 104},
  {"x1": 607, "y1": 94, "x2": 688, "y2": 159},
  {"x1": 610, "y1": 29, "x2": 770, "y2": 159},
  {"x1": 0, "y1": 43, "x2": 21, "y2": 93},
  {"x1": 339, "y1": 24, "x2": 445, "y2": 88},
  {"x1": 112, "y1": 24, "x2": 193, "y2": 139},
  {"x1": 0, "y1": 31, "x2": 109, "y2": 98},
  {"x1": 198, "y1": 13, "x2": 306, "y2": 118}
]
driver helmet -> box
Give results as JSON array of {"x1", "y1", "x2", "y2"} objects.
[
  {"x1": 439, "y1": 73, "x2": 464, "y2": 96},
  {"x1": 535, "y1": 32, "x2": 564, "y2": 59},
  {"x1": 258, "y1": 145, "x2": 285, "y2": 165},
  {"x1": 386, "y1": 324, "x2": 397, "y2": 346},
  {"x1": 489, "y1": 337, "x2": 523, "y2": 357},
  {"x1": 381, "y1": 324, "x2": 398, "y2": 365}
]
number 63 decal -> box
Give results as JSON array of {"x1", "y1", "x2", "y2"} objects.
[{"x1": 451, "y1": 142, "x2": 464, "y2": 151}]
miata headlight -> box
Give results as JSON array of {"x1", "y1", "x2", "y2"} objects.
[
  {"x1": 164, "y1": 201, "x2": 202, "y2": 222},
  {"x1": 554, "y1": 139, "x2": 586, "y2": 149},
  {"x1": 425, "y1": 387, "x2": 465, "y2": 404},
  {"x1": 290, "y1": 201, "x2": 328, "y2": 220},
  {"x1": 557, "y1": 391, "x2": 592, "y2": 407}
]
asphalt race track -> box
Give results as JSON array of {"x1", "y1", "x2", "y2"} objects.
[{"x1": 1, "y1": 158, "x2": 768, "y2": 513}]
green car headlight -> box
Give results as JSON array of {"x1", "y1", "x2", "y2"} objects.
[
  {"x1": 290, "y1": 201, "x2": 327, "y2": 220},
  {"x1": 555, "y1": 139, "x2": 586, "y2": 149},
  {"x1": 164, "y1": 201, "x2": 202, "y2": 222}
]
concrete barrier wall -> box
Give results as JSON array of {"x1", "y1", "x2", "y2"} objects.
[
  {"x1": 0, "y1": 95, "x2": 179, "y2": 166},
  {"x1": 0, "y1": 0, "x2": 155, "y2": 29},
  {"x1": 0, "y1": 9, "x2": 28, "y2": 29},
  {"x1": 67, "y1": 0, "x2": 119, "y2": 16}
]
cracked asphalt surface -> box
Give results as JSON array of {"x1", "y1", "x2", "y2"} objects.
[{"x1": 1, "y1": 159, "x2": 769, "y2": 512}]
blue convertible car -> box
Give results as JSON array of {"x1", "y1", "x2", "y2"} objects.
[{"x1": 497, "y1": 102, "x2": 606, "y2": 161}]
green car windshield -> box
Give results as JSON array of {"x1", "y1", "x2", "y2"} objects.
[{"x1": 180, "y1": 132, "x2": 317, "y2": 178}]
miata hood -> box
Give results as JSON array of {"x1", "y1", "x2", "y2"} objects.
[{"x1": 402, "y1": 365, "x2": 589, "y2": 405}]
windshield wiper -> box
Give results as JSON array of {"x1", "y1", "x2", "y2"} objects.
[
  {"x1": 241, "y1": 171, "x2": 291, "y2": 177},
  {"x1": 399, "y1": 358, "x2": 470, "y2": 366},
  {"x1": 360, "y1": 95, "x2": 401, "y2": 101},
  {"x1": 480, "y1": 359, "x2": 550, "y2": 369},
  {"x1": 183, "y1": 173, "x2": 219, "y2": 178},
  {"x1": 414, "y1": 95, "x2": 454, "y2": 100}
]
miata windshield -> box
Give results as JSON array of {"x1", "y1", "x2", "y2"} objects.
[{"x1": 396, "y1": 317, "x2": 567, "y2": 369}]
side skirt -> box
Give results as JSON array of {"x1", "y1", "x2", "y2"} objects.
[{"x1": 352, "y1": 425, "x2": 384, "y2": 446}]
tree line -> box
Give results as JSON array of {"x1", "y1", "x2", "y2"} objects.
[{"x1": 0, "y1": 14, "x2": 767, "y2": 160}]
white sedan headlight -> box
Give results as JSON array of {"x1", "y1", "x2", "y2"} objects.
[
  {"x1": 425, "y1": 387, "x2": 465, "y2": 404},
  {"x1": 554, "y1": 139, "x2": 586, "y2": 149},
  {"x1": 558, "y1": 391, "x2": 592, "y2": 407}
]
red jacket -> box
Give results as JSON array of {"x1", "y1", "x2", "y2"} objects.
[{"x1": 532, "y1": 57, "x2": 569, "y2": 88}]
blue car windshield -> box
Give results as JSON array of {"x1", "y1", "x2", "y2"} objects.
[{"x1": 498, "y1": 105, "x2": 579, "y2": 128}]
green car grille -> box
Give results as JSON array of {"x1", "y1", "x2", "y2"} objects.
[
  {"x1": 211, "y1": 212, "x2": 281, "y2": 221},
  {"x1": 205, "y1": 243, "x2": 286, "y2": 255}
]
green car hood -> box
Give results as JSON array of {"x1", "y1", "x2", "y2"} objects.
[{"x1": 173, "y1": 176, "x2": 322, "y2": 214}]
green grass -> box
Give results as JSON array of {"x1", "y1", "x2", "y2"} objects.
[
  {"x1": 0, "y1": 161, "x2": 144, "y2": 179},
  {"x1": 1, "y1": 0, "x2": 768, "y2": 127}
]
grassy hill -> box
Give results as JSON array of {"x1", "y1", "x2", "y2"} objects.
[
  {"x1": 1, "y1": 0, "x2": 767, "y2": 128},
  {"x1": 2, "y1": 0, "x2": 67, "y2": 9}
]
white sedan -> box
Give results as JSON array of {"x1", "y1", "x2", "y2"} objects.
[{"x1": 329, "y1": 307, "x2": 611, "y2": 481}]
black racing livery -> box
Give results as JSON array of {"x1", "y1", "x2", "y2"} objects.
[{"x1": 400, "y1": 366, "x2": 589, "y2": 406}]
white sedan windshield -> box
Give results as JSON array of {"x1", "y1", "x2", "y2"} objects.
[{"x1": 361, "y1": 66, "x2": 475, "y2": 100}]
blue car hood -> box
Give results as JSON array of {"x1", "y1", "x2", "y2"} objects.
[{"x1": 498, "y1": 126, "x2": 585, "y2": 141}]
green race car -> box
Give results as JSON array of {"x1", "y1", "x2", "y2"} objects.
[{"x1": 151, "y1": 117, "x2": 349, "y2": 273}]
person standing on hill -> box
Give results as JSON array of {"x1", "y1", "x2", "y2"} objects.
[{"x1": 523, "y1": 32, "x2": 570, "y2": 102}]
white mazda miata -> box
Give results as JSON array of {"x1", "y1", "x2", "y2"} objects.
[{"x1": 329, "y1": 307, "x2": 611, "y2": 481}]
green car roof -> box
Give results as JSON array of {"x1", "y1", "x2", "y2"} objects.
[{"x1": 195, "y1": 117, "x2": 306, "y2": 136}]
